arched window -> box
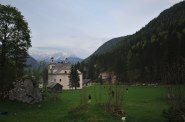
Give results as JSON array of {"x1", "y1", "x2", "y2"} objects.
[
  {"x1": 59, "y1": 79, "x2": 61, "y2": 82},
  {"x1": 65, "y1": 71, "x2": 67, "y2": 74}
]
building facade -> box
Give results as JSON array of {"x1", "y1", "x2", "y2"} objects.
[{"x1": 48, "y1": 60, "x2": 83, "y2": 90}]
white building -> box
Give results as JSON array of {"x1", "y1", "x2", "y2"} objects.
[{"x1": 48, "y1": 59, "x2": 83, "y2": 90}]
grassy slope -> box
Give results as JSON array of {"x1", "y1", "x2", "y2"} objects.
[{"x1": 0, "y1": 85, "x2": 167, "y2": 122}]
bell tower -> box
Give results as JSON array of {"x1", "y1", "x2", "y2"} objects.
[{"x1": 48, "y1": 57, "x2": 55, "y2": 74}]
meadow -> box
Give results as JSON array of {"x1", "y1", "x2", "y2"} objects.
[{"x1": 0, "y1": 85, "x2": 168, "y2": 122}]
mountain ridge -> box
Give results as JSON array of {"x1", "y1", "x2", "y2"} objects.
[
  {"x1": 92, "y1": 36, "x2": 129, "y2": 56},
  {"x1": 28, "y1": 52, "x2": 83, "y2": 65},
  {"x1": 81, "y1": 1, "x2": 185, "y2": 83}
]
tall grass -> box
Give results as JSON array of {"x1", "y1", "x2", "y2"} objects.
[{"x1": 86, "y1": 84, "x2": 126, "y2": 118}]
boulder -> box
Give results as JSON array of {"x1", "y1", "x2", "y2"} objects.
[{"x1": 9, "y1": 77, "x2": 42, "y2": 104}]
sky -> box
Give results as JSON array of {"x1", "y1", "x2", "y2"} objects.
[{"x1": 0, "y1": 0, "x2": 182, "y2": 59}]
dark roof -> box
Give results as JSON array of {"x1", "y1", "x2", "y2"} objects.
[
  {"x1": 47, "y1": 82, "x2": 63, "y2": 88},
  {"x1": 83, "y1": 79, "x2": 92, "y2": 84}
]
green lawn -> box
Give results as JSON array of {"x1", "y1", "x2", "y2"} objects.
[{"x1": 0, "y1": 85, "x2": 168, "y2": 122}]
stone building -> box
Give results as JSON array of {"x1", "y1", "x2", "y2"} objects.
[{"x1": 48, "y1": 58, "x2": 83, "y2": 90}]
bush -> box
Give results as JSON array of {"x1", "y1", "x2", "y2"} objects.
[{"x1": 163, "y1": 107, "x2": 184, "y2": 122}]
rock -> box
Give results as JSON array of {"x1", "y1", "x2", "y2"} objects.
[{"x1": 9, "y1": 77, "x2": 42, "y2": 104}]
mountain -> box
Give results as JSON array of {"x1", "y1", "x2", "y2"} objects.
[
  {"x1": 26, "y1": 56, "x2": 39, "y2": 68},
  {"x1": 67, "y1": 57, "x2": 83, "y2": 64},
  {"x1": 82, "y1": 1, "x2": 185, "y2": 83},
  {"x1": 92, "y1": 36, "x2": 129, "y2": 55},
  {"x1": 51, "y1": 56, "x2": 83, "y2": 64},
  {"x1": 29, "y1": 48, "x2": 83, "y2": 64}
]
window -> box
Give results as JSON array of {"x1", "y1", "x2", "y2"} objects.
[
  {"x1": 59, "y1": 79, "x2": 61, "y2": 82},
  {"x1": 54, "y1": 79, "x2": 56, "y2": 82},
  {"x1": 65, "y1": 71, "x2": 67, "y2": 74}
]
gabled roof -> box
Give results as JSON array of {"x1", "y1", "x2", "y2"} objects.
[
  {"x1": 53, "y1": 63, "x2": 71, "y2": 70},
  {"x1": 52, "y1": 63, "x2": 71, "y2": 74},
  {"x1": 47, "y1": 82, "x2": 63, "y2": 88},
  {"x1": 49, "y1": 63, "x2": 82, "y2": 75}
]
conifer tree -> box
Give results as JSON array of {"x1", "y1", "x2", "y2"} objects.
[{"x1": 69, "y1": 65, "x2": 80, "y2": 90}]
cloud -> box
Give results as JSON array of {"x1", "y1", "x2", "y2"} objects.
[{"x1": 1, "y1": 0, "x2": 183, "y2": 58}]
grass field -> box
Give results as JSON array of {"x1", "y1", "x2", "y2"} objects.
[{"x1": 0, "y1": 85, "x2": 168, "y2": 122}]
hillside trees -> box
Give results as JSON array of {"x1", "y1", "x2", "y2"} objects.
[
  {"x1": 0, "y1": 4, "x2": 31, "y2": 91},
  {"x1": 81, "y1": 1, "x2": 185, "y2": 84}
]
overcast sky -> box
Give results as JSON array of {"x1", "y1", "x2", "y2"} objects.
[{"x1": 1, "y1": 0, "x2": 182, "y2": 58}]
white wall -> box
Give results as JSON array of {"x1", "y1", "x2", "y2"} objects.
[
  {"x1": 79, "y1": 74, "x2": 83, "y2": 89},
  {"x1": 48, "y1": 70, "x2": 83, "y2": 90},
  {"x1": 59, "y1": 70, "x2": 70, "y2": 74}
]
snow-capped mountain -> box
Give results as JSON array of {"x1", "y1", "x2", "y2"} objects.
[{"x1": 29, "y1": 47, "x2": 83, "y2": 64}]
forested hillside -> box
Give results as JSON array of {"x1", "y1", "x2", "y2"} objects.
[
  {"x1": 81, "y1": 1, "x2": 185, "y2": 83},
  {"x1": 92, "y1": 36, "x2": 129, "y2": 55},
  {"x1": 26, "y1": 56, "x2": 39, "y2": 69}
]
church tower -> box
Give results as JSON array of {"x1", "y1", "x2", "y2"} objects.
[{"x1": 48, "y1": 57, "x2": 55, "y2": 74}]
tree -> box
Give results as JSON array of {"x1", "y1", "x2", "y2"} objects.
[
  {"x1": 0, "y1": 4, "x2": 31, "y2": 91},
  {"x1": 69, "y1": 65, "x2": 80, "y2": 90}
]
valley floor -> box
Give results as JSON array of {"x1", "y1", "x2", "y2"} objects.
[{"x1": 0, "y1": 85, "x2": 168, "y2": 122}]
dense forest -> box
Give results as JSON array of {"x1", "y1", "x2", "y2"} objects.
[{"x1": 81, "y1": 1, "x2": 185, "y2": 83}]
